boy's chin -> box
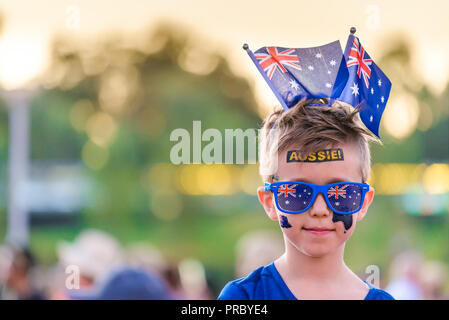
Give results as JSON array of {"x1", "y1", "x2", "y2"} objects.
[
  {"x1": 303, "y1": 247, "x2": 334, "y2": 258},
  {"x1": 294, "y1": 242, "x2": 341, "y2": 258}
]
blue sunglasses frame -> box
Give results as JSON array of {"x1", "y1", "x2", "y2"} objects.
[{"x1": 264, "y1": 181, "x2": 370, "y2": 215}]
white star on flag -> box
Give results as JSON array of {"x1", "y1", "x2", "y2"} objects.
[
  {"x1": 289, "y1": 79, "x2": 299, "y2": 90},
  {"x1": 327, "y1": 70, "x2": 331, "y2": 74},
  {"x1": 308, "y1": 65, "x2": 314, "y2": 71},
  {"x1": 369, "y1": 115, "x2": 373, "y2": 122},
  {"x1": 371, "y1": 88, "x2": 374, "y2": 95},
  {"x1": 330, "y1": 59, "x2": 336, "y2": 66},
  {"x1": 350, "y1": 83, "x2": 359, "y2": 96},
  {"x1": 325, "y1": 83, "x2": 332, "y2": 88},
  {"x1": 381, "y1": 96, "x2": 385, "y2": 103},
  {"x1": 378, "y1": 79, "x2": 382, "y2": 86},
  {"x1": 315, "y1": 53, "x2": 322, "y2": 58}
]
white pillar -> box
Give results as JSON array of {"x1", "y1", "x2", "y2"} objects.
[{"x1": 6, "y1": 90, "x2": 30, "y2": 247}]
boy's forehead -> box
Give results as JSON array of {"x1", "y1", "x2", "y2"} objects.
[{"x1": 275, "y1": 143, "x2": 363, "y2": 183}]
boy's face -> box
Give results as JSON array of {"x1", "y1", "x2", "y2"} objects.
[{"x1": 257, "y1": 141, "x2": 375, "y2": 258}]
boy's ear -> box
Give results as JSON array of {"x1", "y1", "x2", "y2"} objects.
[
  {"x1": 257, "y1": 186, "x2": 278, "y2": 221},
  {"x1": 356, "y1": 186, "x2": 375, "y2": 221}
]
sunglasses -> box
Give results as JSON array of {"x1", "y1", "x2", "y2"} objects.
[{"x1": 264, "y1": 181, "x2": 369, "y2": 215}]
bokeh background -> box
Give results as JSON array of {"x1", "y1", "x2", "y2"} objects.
[{"x1": 0, "y1": 0, "x2": 447, "y2": 299}]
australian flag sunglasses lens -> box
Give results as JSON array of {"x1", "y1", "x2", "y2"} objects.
[{"x1": 274, "y1": 183, "x2": 364, "y2": 214}]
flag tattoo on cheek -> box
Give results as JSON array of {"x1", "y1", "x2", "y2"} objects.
[
  {"x1": 332, "y1": 213, "x2": 353, "y2": 234},
  {"x1": 280, "y1": 215, "x2": 292, "y2": 228}
]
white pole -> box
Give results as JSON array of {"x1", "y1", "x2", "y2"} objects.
[{"x1": 6, "y1": 90, "x2": 30, "y2": 247}]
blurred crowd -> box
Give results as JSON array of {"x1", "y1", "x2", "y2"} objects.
[
  {"x1": 385, "y1": 250, "x2": 448, "y2": 300},
  {"x1": 0, "y1": 228, "x2": 447, "y2": 300},
  {"x1": 0, "y1": 229, "x2": 213, "y2": 300}
]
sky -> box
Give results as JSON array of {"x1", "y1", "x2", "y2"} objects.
[{"x1": 0, "y1": 0, "x2": 448, "y2": 112}]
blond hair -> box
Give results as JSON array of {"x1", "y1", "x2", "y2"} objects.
[{"x1": 258, "y1": 98, "x2": 381, "y2": 183}]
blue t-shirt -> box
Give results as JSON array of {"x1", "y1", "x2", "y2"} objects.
[{"x1": 218, "y1": 262, "x2": 394, "y2": 300}]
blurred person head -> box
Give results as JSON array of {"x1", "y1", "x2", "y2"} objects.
[
  {"x1": 389, "y1": 250, "x2": 423, "y2": 282},
  {"x1": 178, "y1": 258, "x2": 212, "y2": 299},
  {"x1": 0, "y1": 244, "x2": 14, "y2": 284},
  {"x1": 57, "y1": 229, "x2": 123, "y2": 287},
  {"x1": 385, "y1": 250, "x2": 424, "y2": 299},
  {"x1": 125, "y1": 243, "x2": 168, "y2": 276},
  {"x1": 0, "y1": 244, "x2": 45, "y2": 300},
  {"x1": 257, "y1": 99, "x2": 378, "y2": 258},
  {"x1": 161, "y1": 262, "x2": 185, "y2": 298},
  {"x1": 235, "y1": 230, "x2": 283, "y2": 278},
  {"x1": 68, "y1": 266, "x2": 173, "y2": 300},
  {"x1": 5, "y1": 246, "x2": 35, "y2": 286},
  {"x1": 420, "y1": 260, "x2": 448, "y2": 300},
  {"x1": 125, "y1": 243, "x2": 189, "y2": 298}
]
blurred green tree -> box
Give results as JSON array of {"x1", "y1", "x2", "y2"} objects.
[{"x1": 30, "y1": 22, "x2": 262, "y2": 226}]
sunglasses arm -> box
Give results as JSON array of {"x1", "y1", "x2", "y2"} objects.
[{"x1": 264, "y1": 182, "x2": 272, "y2": 192}]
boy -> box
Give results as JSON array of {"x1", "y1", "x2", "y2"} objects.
[{"x1": 218, "y1": 98, "x2": 394, "y2": 300}]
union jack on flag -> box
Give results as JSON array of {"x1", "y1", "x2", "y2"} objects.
[
  {"x1": 346, "y1": 38, "x2": 373, "y2": 88},
  {"x1": 327, "y1": 185, "x2": 348, "y2": 200},
  {"x1": 250, "y1": 41, "x2": 346, "y2": 108},
  {"x1": 277, "y1": 184, "x2": 297, "y2": 198},
  {"x1": 254, "y1": 47, "x2": 302, "y2": 80}
]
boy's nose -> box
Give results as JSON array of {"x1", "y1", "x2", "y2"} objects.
[{"x1": 308, "y1": 193, "x2": 331, "y2": 217}]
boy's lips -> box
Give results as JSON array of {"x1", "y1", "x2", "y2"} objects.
[{"x1": 302, "y1": 226, "x2": 335, "y2": 235}]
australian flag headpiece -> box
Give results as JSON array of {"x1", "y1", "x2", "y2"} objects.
[{"x1": 244, "y1": 27, "x2": 392, "y2": 138}]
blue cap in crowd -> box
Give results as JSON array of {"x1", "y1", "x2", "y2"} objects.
[{"x1": 68, "y1": 266, "x2": 173, "y2": 300}]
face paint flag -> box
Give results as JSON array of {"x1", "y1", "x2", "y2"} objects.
[
  {"x1": 335, "y1": 34, "x2": 392, "y2": 137},
  {"x1": 244, "y1": 30, "x2": 392, "y2": 138},
  {"x1": 246, "y1": 41, "x2": 348, "y2": 109}
]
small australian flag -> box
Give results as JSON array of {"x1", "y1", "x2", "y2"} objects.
[{"x1": 336, "y1": 34, "x2": 392, "y2": 137}]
